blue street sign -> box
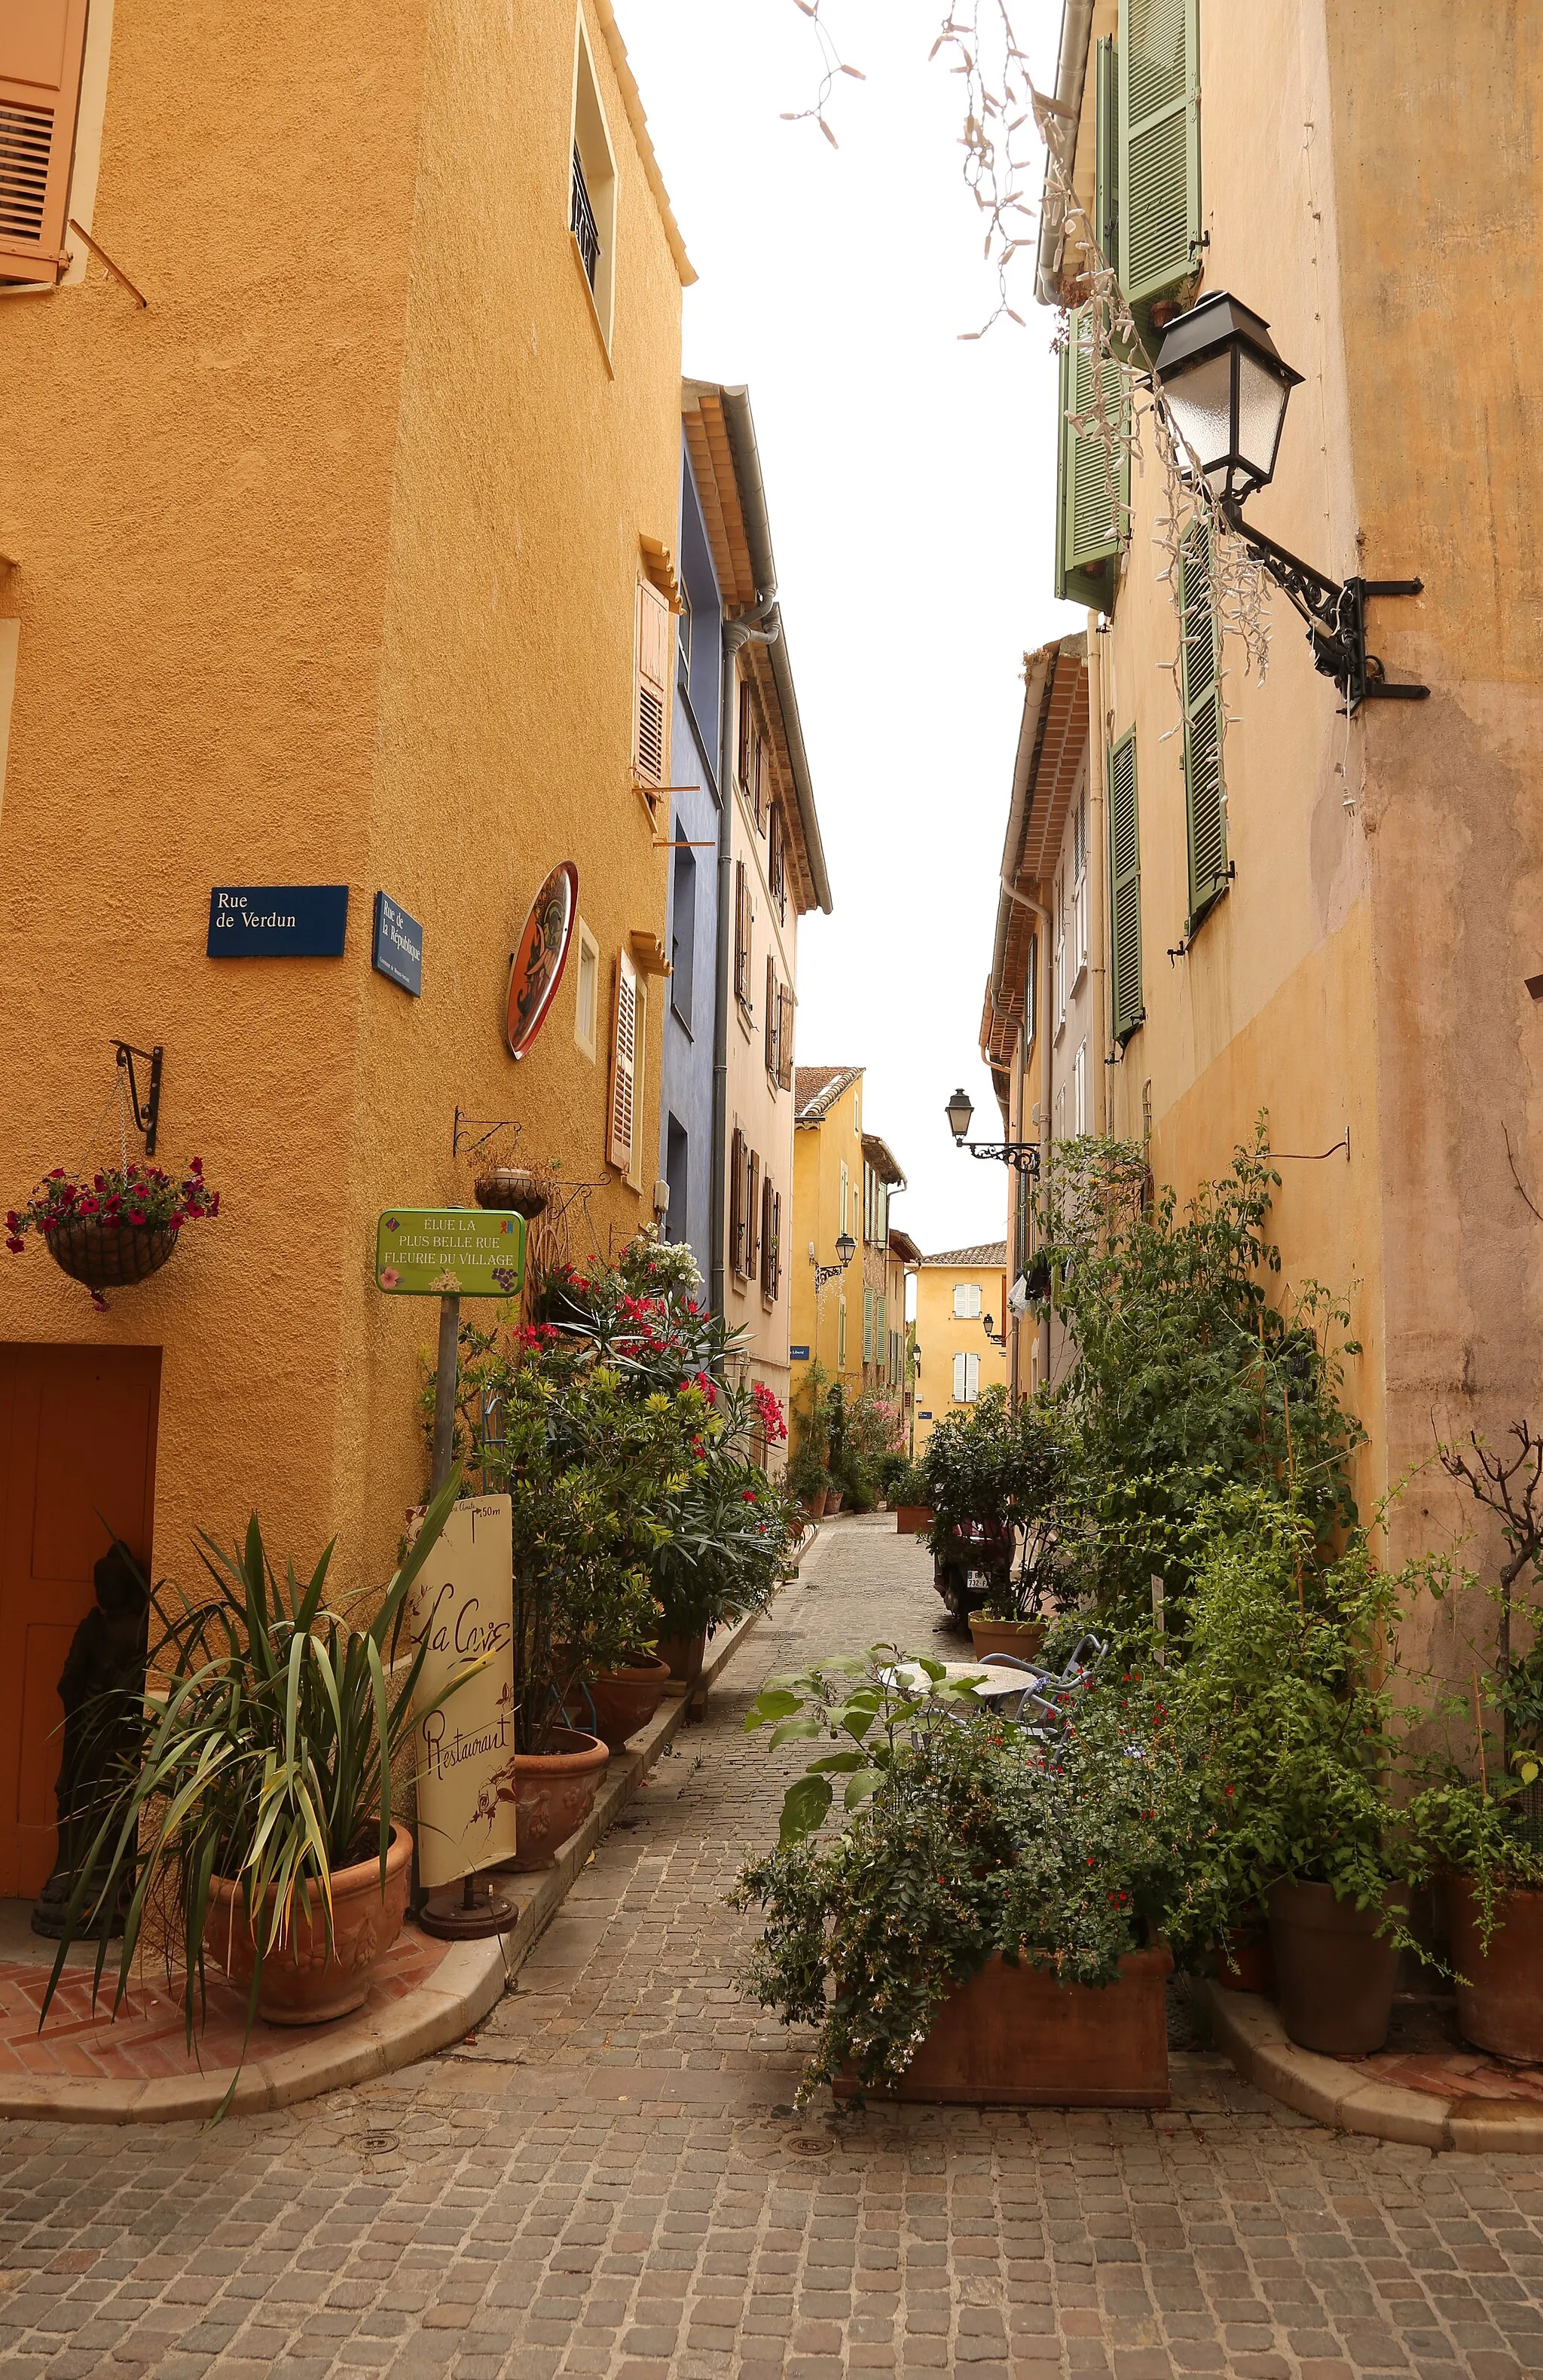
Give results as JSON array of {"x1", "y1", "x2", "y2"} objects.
[
  {"x1": 207, "y1": 886, "x2": 349, "y2": 957},
  {"x1": 372, "y1": 892, "x2": 423, "y2": 996},
  {"x1": 789, "y1": 1345, "x2": 810, "y2": 1361}
]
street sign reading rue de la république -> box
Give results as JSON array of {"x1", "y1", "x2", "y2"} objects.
[{"x1": 374, "y1": 1209, "x2": 526, "y2": 1299}]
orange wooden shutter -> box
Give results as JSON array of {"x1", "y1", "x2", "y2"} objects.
[
  {"x1": 607, "y1": 947, "x2": 637, "y2": 1172},
  {"x1": 777, "y1": 984, "x2": 796, "y2": 1091},
  {"x1": 634, "y1": 578, "x2": 671, "y2": 791},
  {"x1": 0, "y1": 0, "x2": 88, "y2": 286}
]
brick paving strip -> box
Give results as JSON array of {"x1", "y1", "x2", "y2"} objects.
[
  {"x1": 1, "y1": 1515, "x2": 1540, "y2": 2379},
  {"x1": 0, "y1": 1605, "x2": 773, "y2": 2126}
]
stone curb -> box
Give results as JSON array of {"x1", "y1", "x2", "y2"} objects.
[
  {"x1": 0, "y1": 1590, "x2": 785, "y2": 2128},
  {"x1": 1199, "y1": 1978, "x2": 1543, "y2": 2154}
]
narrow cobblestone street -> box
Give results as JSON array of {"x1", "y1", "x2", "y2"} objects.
[{"x1": 2, "y1": 1518, "x2": 1541, "y2": 2380}]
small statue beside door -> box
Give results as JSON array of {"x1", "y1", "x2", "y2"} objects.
[{"x1": 30, "y1": 1544, "x2": 150, "y2": 1941}]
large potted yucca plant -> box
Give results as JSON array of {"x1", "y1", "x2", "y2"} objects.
[{"x1": 44, "y1": 1471, "x2": 473, "y2": 2056}]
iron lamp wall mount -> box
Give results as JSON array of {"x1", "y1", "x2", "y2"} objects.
[
  {"x1": 943, "y1": 1088, "x2": 1041, "y2": 1179},
  {"x1": 1150, "y1": 292, "x2": 1430, "y2": 716},
  {"x1": 114, "y1": 1042, "x2": 163, "y2": 1158},
  {"x1": 811, "y1": 1231, "x2": 856, "y2": 1292}
]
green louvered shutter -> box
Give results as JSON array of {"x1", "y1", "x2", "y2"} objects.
[
  {"x1": 1056, "y1": 306, "x2": 1128, "y2": 610},
  {"x1": 1095, "y1": 35, "x2": 1119, "y2": 269},
  {"x1": 1180, "y1": 519, "x2": 1227, "y2": 925},
  {"x1": 1118, "y1": 0, "x2": 1200, "y2": 307},
  {"x1": 1108, "y1": 730, "x2": 1143, "y2": 1040}
]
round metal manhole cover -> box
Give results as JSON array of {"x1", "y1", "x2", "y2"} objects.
[{"x1": 786, "y1": 2134, "x2": 833, "y2": 2156}]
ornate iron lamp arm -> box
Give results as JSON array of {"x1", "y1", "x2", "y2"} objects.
[
  {"x1": 955, "y1": 1139, "x2": 1041, "y2": 1179},
  {"x1": 1218, "y1": 497, "x2": 1428, "y2": 712}
]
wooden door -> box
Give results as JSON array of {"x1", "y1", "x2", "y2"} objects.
[{"x1": 0, "y1": 1345, "x2": 160, "y2": 1897}]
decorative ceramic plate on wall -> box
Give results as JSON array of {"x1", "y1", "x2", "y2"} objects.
[{"x1": 506, "y1": 861, "x2": 579, "y2": 1060}]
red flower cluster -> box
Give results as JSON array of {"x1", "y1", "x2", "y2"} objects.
[
  {"x1": 6, "y1": 1158, "x2": 221, "y2": 1254},
  {"x1": 516, "y1": 1322, "x2": 561, "y2": 1351},
  {"x1": 691, "y1": 1369, "x2": 719, "y2": 1406},
  {"x1": 751, "y1": 1381, "x2": 787, "y2": 1443}
]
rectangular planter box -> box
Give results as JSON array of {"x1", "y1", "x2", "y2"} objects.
[
  {"x1": 894, "y1": 1504, "x2": 934, "y2": 1534},
  {"x1": 837, "y1": 1942, "x2": 1172, "y2": 2108}
]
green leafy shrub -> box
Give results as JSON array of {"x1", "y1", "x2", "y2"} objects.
[{"x1": 735, "y1": 1646, "x2": 1211, "y2": 2102}]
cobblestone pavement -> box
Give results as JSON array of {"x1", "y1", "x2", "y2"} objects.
[{"x1": 2, "y1": 1516, "x2": 1541, "y2": 2380}]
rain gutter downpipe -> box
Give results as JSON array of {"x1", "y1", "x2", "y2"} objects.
[
  {"x1": 1034, "y1": 0, "x2": 1095, "y2": 307},
  {"x1": 710, "y1": 586, "x2": 780, "y2": 1326}
]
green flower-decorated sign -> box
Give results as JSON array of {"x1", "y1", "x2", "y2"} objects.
[{"x1": 375, "y1": 1209, "x2": 526, "y2": 1299}]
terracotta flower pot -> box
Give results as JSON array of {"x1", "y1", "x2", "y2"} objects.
[
  {"x1": 1217, "y1": 1925, "x2": 1274, "y2": 1994},
  {"x1": 579, "y1": 1657, "x2": 671, "y2": 1751},
  {"x1": 209, "y1": 1822, "x2": 413, "y2": 2027},
  {"x1": 967, "y1": 1615, "x2": 1046, "y2": 1663},
  {"x1": 895, "y1": 1504, "x2": 935, "y2": 1535},
  {"x1": 836, "y1": 1941, "x2": 1172, "y2": 2108},
  {"x1": 1449, "y1": 1874, "x2": 1543, "y2": 2062},
  {"x1": 474, "y1": 1167, "x2": 547, "y2": 1218},
  {"x1": 1268, "y1": 1878, "x2": 1405, "y2": 2053},
  {"x1": 507, "y1": 1728, "x2": 609, "y2": 1871},
  {"x1": 657, "y1": 1630, "x2": 707, "y2": 1689},
  {"x1": 826, "y1": 1491, "x2": 845, "y2": 1514},
  {"x1": 47, "y1": 1219, "x2": 178, "y2": 1291}
]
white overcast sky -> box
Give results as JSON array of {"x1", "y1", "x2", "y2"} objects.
[{"x1": 613, "y1": 0, "x2": 1082, "y2": 1262}]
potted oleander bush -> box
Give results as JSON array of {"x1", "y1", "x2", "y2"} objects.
[
  {"x1": 832, "y1": 1390, "x2": 901, "y2": 1513},
  {"x1": 918, "y1": 1389, "x2": 1051, "y2": 1629},
  {"x1": 888, "y1": 1459, "x2": 933, "y2": 1535},
  {"x1": 735, "y1": 1646, "x2": 1208, "y2": 2107},
  {"x1": 43, "y1": 1473, "x2": 469, "y2": 2069},
  {"x1": 790, "y1": 1361, "x2": 838, "y2": 1518}
]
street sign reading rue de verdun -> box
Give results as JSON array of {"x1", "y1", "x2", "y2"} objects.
[{"x1": 374, "y1": 1209, "x2": 526, "y2": 1299}]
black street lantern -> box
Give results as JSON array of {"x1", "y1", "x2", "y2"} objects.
[
  {"x1": 945, "y1": 1084, "x2": 1040, "y2": 1178},
  {"x1": 945, "y1": 1088, "x2": 974, "y2": 1143},
  {"x1": 813, "y1": 1231, "x2": 857, "y2": 1292},
  {"x1": 1152, "y1": 291, "x2": 1428, "y2": 713},
  {"x1": 1150, "y1": 292, "x2": 1301, "y2": 506},
  {"x1": 835, "y1": 1230, "x2": 857, "y2": 1267}
]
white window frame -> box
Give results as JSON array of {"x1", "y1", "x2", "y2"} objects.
[
  {"x1": 570, "y1": 12, "x2": 619, "y2": 355},
  {"x1": 952, "y1": 1283, "x2": 982, "y2": 1320},
  {"x1": 1074, "y1": 1039, "x2": 1087, "y2": 1137},
  {"x1": 573, "y1": 917, "x2": 600, "y2": 1060},
  {"x1": 952, "y1": 1351, "x2": 981, "y2": 1404}
]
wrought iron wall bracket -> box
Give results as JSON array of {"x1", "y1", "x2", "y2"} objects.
[
  {"x1": 114, "y1": 1042, "x2": 163, "y2": 1158},
  {"x1": 954, "y1": 1139, "x2": 1042, "y2": 1179},
  {"x1": 1220, "y1": 498, "x2": 1429, "y2": 714}
]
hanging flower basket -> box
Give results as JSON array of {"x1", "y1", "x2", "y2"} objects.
[
  {"x1": 475, "y1": 1167, "x2": 547, "y2": 1219},
  {"x1": 7, "y1": 1159, "x2": 221, "y2": 1308},
  {"x1": 47, "y1": 1219, "x2": 179, "y2": 1289}
]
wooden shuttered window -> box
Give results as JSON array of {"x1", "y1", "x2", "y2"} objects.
[
  {"x1": 777, "y1": 983, "x2": 795, "y2": 1091},
  {"x1": 1117, "y1": 0, "x2": 1201, "y2": 308},
  {"x1": 1095, "y1": 34, "x2": 1119, "y2": 269},
  {"x1": 765, "y1": 953, "x2": 778, "y2": 1075},
  {"x1": 746, "y1": 1148, "x2": 761, "y2": 1285},
  {"x1": 634, "y1": 579, "x2": 671, "y2": 793},
  {"x1": 607, "y1": 947, "x2": 638, "y2": 1173},
  {"x1": 737, "y1": 680, "x2": 754, "y2": 793},
  {"x1": 1108, "y1": 729, "x2": 1143, "y2": 1042},
  {"x1": 1056, "y1": 306, "x2": 1128, "y2": 610},
  {"x1": 0, "y1": 0, "x2": 88, "y2": 287},
  {"x1": 760, "y1": 1175, "x2": 779, "y2": 1299},
  {"x1": 729, "y1": 1127, "x2": 747, "y2": 1277},
  {"x1": 734, "y1": 860, "x2": 753, "y2": 1011},
  {"x1": 862, "y1": 1286, "x2": 873, "y2": 1366},
  {"x1": 768, "y1": 803, "x2": 787, "y2": 921},
  {"x1": 1179, "y1": 519, "x2": 1228, "y2": 926}
]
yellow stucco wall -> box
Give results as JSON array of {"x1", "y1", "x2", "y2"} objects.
[
  {"x1": 0, "y1": 0, "x2": 685, "y2": 1592},
  {"x1": 912, "y1": 1262, "x2": 1008, "y2": 1454},
  {"x1": 790, "y1": 1073, "x2": 865, "y2": 1414}
]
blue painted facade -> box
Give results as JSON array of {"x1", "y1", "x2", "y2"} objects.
[{"x1": 658, "y1": 431, "x2": 723, "y2": 1277}]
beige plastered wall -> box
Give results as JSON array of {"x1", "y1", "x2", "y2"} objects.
[
  {"x1": 1094, "y1": 2, "x2": 1386, "y2": 1537},
  {"x1": 0, "y1": 0, "x2": 683, "y2": 1595}
]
